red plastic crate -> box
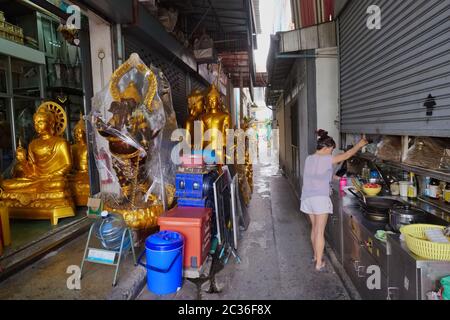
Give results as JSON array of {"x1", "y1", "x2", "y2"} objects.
[{"x1": 157, "y1": 207, "x2": 212, "y2": 268}]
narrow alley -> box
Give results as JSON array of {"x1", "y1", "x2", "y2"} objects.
[
  {"x1": 0, "y1": 157, "x2": 357, "y2": 300},
  {"x1": 138, "y1": 138, "x2": 357, "y2": 300}
]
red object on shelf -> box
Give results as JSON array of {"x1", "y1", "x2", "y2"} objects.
[
  {"x1": 180, "y1": 154, "x2": 204, "y2": 167},
  {"x1": 157, "y1": 207, "x2": 212, "y2": 269}
]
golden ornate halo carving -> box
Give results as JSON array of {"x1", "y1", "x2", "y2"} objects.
[
  {"x1": 109, "y1": 53, "x2": 158, "y2": 112},
  {"x1": 37, "y1": 101, "x2": 67, "y2": 136}
]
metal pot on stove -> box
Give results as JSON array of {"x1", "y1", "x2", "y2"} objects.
[{"x1": 389, "y1": 205, "x2": 428, "y2": 233}]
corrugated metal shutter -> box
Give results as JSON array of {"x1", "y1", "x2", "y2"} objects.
[
  {"x1": 339, "y1": 0, "x2": 450, "y2": 137},
  {"x1": 191, "y1": 76, "x2": 207, "y2": 93},
  {"x1": 124, "y1": 35, "x2": 188, "y2": 126}
]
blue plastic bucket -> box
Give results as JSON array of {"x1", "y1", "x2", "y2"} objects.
[{"x1": 138, "y1": 231, "x2": 184, "y2": 295}]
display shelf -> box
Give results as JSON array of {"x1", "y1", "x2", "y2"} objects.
[
  {"x1": 357, "y1": 152, "x2": 450, "y2": 183},
  {"x1": 418, "y1": 196, "x2": 450, "y2": 215}
]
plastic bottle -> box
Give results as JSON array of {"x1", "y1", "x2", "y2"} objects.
[
  {"x1": 362, "y1": 163, "x2": 370, "y2": 182},
  {"x1": 407, "y1": 172, "x2": 417, "y2": 199},
  {"x1": 93, "y1": 211, "x2": 131, "y2": 251},
  {"x1": 429, "y1": 179, "x2": 440, "y2": 200},
  {"x1": 423, "y1": 177, "x2": 431, "y2": 197},
  {"x1": 444, "y1": 182, "x2": 450, "y2": 204}
]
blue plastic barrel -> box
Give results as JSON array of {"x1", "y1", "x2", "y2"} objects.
[{"x1": 138, "y1": 231, "x2": 184, "y2": 295}]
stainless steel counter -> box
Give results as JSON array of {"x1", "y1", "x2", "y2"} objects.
[{"x1": 326, "y1": 184, "x2": 450, "y2": 300}]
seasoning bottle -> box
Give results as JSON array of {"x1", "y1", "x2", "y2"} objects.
[
  {"x1": 423, "y1": 176, "x2": 431, "y2": 197},
  {"x1": 362, "y1": 163, "x2": 370, "y2": 182},
  {"x1": 444, "y1": 182, "x2": 450, "y2": 204},
  {"x1": 429, "y1": 179, "x2": 440, "y2": 200},
  {"x1": 408, "y1": 172, "x2": 417, "y2": 200}
]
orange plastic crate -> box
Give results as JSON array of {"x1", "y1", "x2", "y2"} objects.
[{"x1": 158, "y1": 207, "x2": 212, "y2": 268}]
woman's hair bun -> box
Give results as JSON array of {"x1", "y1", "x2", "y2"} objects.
[{"x1": 316, "y1": 129, "x2": 329, "y2": 139}]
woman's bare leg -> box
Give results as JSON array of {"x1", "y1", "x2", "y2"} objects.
[
  {"x1": 308, "y1": 214, "x2": 317, "y2": 261},
  {"x1": 314, "y1": 214, "x2": 329, "y2": 269}
]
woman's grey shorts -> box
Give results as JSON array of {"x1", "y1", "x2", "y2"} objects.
[{"x1": 301, "y1": 196, "x2": 333, "y2": 215}]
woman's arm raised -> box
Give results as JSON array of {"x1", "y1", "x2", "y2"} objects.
[{"x1": 332, "y1": 138, "x2": 368, "y2": 165}]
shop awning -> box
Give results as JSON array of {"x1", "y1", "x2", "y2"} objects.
[
  {"x1": 157, "y1": 0, "x2": 260, "y2": 96},
  {"x1": 77, "y1": 0, "x2": 260, "y2": 97},
  {"x1": 265, "y1": 21, "x2": 336, "y2": 106}
]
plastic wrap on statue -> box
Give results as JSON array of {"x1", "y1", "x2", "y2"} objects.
[
  {"x1": 69, "y1": 114, "x2": 90, "y2": 206},
  {"x1": 88, "y1": 53, "x2": 176, "y2": 230},
  {"x1": 0, "y1": 101, "x2": 75, "y2": 225},
  {"x1": 154, "y1": 68, "x2": 177, "y2": 209}
]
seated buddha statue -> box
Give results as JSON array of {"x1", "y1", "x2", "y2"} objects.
[
  {"x1": 0, "y1": 102, "x2": 75, "y2": 225},
  {"x1": 185, "y1": 89, "x2": 205, "y2": 151},
  {"x1": 68, "y1": 115, "x2": 90, "y2": 206},
  {"x1": 201, "y1": 84, "x2": 231, "y2": 164}
]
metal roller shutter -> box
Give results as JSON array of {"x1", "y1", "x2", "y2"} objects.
[
  {"x1": 191, "y1": 76, "x2": 207, "y2": 93},
  {"x1": 339, "y1": 0, "x2": 450, "y2": 137},
  {"x1": 124, "y1": 35, "x2": 188, "y2": 126}
]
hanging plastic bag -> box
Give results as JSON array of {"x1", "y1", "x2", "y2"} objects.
[{"x1": 375, "y1": 136, "x2": 402, "y2": 162}]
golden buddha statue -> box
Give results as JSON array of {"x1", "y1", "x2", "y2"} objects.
[
  {"x1": 68, "y1": 115, "x2": 90, "y2": 206},
  {"x1": 0, "y1": 102, "x2": 75, "y2": 225},
  {"x1": 12, "y1": 139, "x2": 32, "y2": 178},
  {"x1": 93, "y1": 53, "x2": 166, "y2": 230},
  {"x1": 185, "y1": 89, "x2": 205, "y2": 151},
  {"x1": 201, "y1": 84, "x2": 231, "y2": 163}
]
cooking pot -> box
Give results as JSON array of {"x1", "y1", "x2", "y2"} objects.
[{"x1": 389, "y1": 205, "x2": 428, "y2": 233}]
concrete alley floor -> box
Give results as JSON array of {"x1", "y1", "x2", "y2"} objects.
[
  {"x1": 138, "y1": 148, "x2": 359, "y2": 300},
  {"x1": 0, "y1": 229, "x2": 145, "y2": 300}
]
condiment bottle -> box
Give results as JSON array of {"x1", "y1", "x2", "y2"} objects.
[
  {"x1": 423, "y1": 176, "x2": 431, "y2": 197},
  {"x1": 362, "y1": 163, "x2": 370, "y2": 182},
  {"x1": 429, "y1": 179, "x2": 440, "y2": 200},
  {"x1": 390, "y1": 182, "x2": 400, "y2": 196},
  {"x1": 444, "y1": 182, "x2": 450, "y2": 204},
  {"x1": 407, "y1": 172, "x2": 417, "y2": 199}
]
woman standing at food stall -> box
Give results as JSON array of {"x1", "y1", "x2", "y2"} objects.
[{"x1": 301, "y1": 130, "x2": 368, "y2": 271}]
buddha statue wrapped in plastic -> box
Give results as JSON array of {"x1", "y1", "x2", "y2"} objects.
[
  {"x1": 0, "y1": 102, "x2": 75, "y2": 225},
  {"x1": 90, "y1": 53, "x2": 175, "y2": 230}
]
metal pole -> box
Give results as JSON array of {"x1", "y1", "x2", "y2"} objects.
[
  {"x1": 79, "y1": 223, "x2": 95, "y2": 280},
  {"x1": 115, "y1": 24, "x2": 124, "y2": 67},
  {"x1": 113, "y1": 229, "x2": 128, "y2": 286},
  {"x1": 158, "y1": 153, "x2": 167, "y2": 212},
  {"x1": 129, "y1": 228, "x2": 137, "y2": 265},
  {"x1": 7, "y1": 56, "x2": 16, "y2": 153}
]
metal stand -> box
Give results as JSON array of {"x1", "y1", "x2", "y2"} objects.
[
  {"x1": 218, "y1": 217, "x2": 241, "y2": 265},
  {"x1": 219, "y1": 242, "x2": 241, "y2": 265},
  {"x1": 80, "y1": 223, "x2": 137, "y2": 286}
]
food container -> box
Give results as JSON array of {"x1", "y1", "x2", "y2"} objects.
[
  {"x1": 390, "y1": 182, "x2": 400, "y2": 196},
  {"x1": 363, "y1": 183, "x2": 382, "y2": 196},
  {"x1": 400, "y1": 224, "x2": 450, "y2": 261}
]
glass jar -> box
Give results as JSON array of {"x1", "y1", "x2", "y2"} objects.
[{"x1": 390, "y1": 182, "x2": 400, "y2": 196}]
